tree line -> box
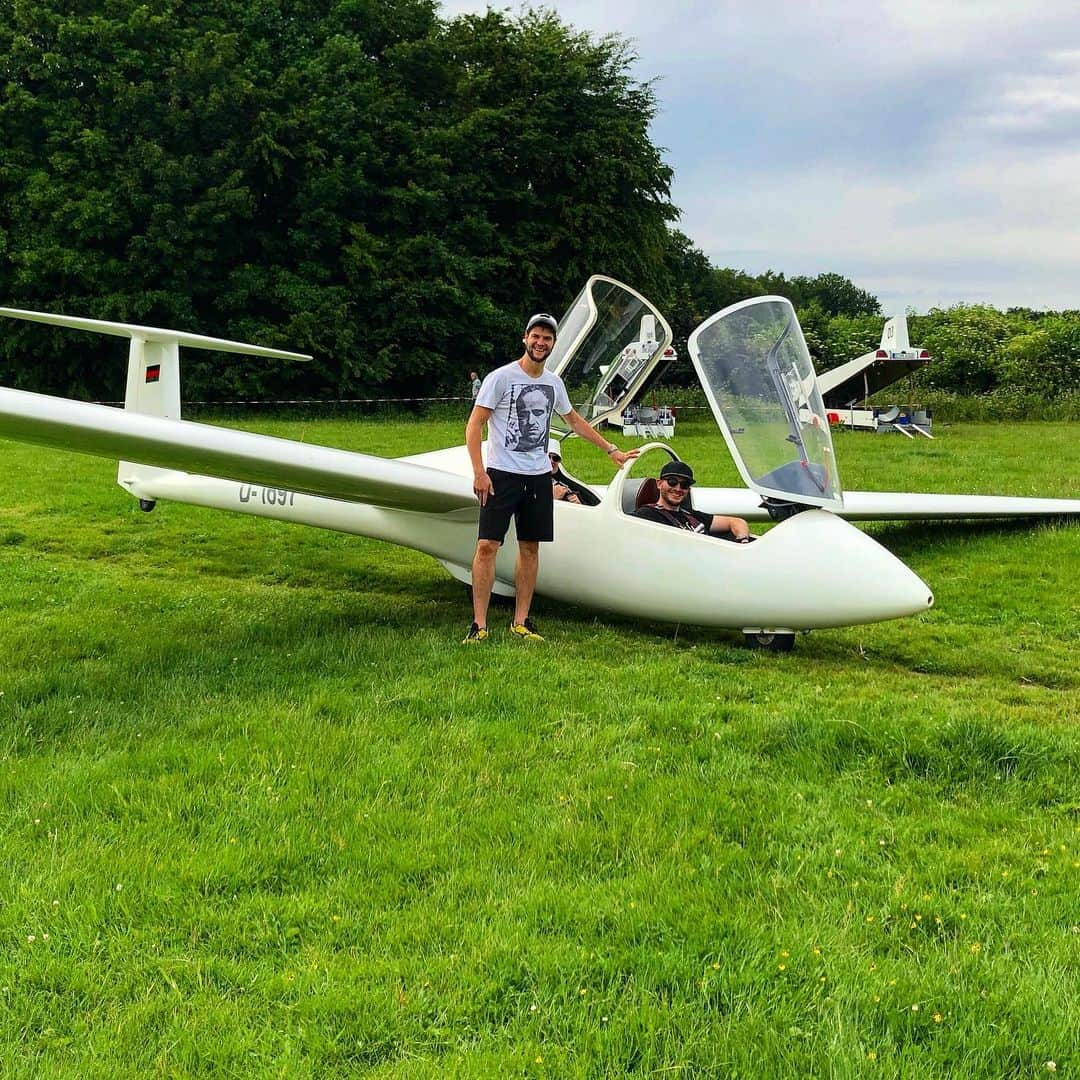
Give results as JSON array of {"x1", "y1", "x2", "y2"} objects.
[{"x1": 1, "y1": 0, "x2": 1076, "y2": 404}]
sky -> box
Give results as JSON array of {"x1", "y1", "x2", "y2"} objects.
[{"x1": 439, "y1": 0, "x2": 1080, "y2": 314}]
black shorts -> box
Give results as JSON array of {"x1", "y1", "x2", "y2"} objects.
[{"x1": 478, "y1": 468, "x2": 554, "y2": 544}]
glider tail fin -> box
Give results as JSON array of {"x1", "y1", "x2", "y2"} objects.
[
  {"x1": 119, "y1": 336, "x2": 184, "y2": 500},
  {"x1": 879, "y1": 315, "x2": 911, "y2": 353}
]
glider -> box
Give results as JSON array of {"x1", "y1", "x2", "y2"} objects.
[{"x1": 1, "y1": 278, "x2": 1076, "y2": 650}]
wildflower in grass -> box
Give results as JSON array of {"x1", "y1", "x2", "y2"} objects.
[
  {"x1": 578, "y1": 988, "x2": 587, "y2": 996},
  {"x1": 530, "y1": 1004, "x2": 539, "y2": 1013},
  {"x1": 868, "y1": 1051, "x2": 877, "y2": 1060},
  {"x1": 780, "y1": 950, "x2": 789, "y2": 958},
  {"x1": 535, "y1": 1055, "x2": 543, "y2": 1064},
  {"x1": 970, "y1": 943, "x2": 982, "y2": 954},
  {"x1": 712, "y1": 962, "x2": 720, "y2": 970},
  {"x1": 911, "y1": 1004, "x2": 919, "y2": 1011},
  {"x1": 26, "y1": 935, "x2": 34, "y2": 943},
  {"x1": 778, "y1": 964, "x2": 786, "y2": 971},
  {"x1": 1046, "y1": 1063, "x2": 1056, "y2": 1073},
  {"x1": 813, "y1": 946, "x2": 822, "y2": 957},
  {"x1": 873, "y1": 995, "x2": 881, "y2": 1003}
]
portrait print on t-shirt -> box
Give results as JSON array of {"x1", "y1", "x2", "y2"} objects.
[{"x1": 508, "y1": 383, "x2": 555, "y2": 453}]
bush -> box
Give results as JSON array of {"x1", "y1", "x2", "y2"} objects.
[{"x1": 999, "y1": 317, "x2": 1080, "y2": 398}]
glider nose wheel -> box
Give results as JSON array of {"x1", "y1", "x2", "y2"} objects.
[
  {"x1": 744, "y1": 630, "x2": 796, "y2": 652},
  {"x1": 138, "y1": 499, "x2": 156, "y2": 512}
]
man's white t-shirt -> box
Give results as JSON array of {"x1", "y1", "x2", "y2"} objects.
[{"x1": 477, "y1": 361, "x2": 573, "y2": 475}]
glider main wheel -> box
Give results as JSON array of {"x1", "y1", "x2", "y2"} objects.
[
  {"x1": 744, "y1": 631, "x2": 796, "y2": 652},
  {"x1": 138, "y1": 499, "x2": 157, "y2": 512}
]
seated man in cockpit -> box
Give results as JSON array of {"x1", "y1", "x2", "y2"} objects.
[
  {"x1": 633, "y1": 460, "x2": 753, "y2": 542},
  {"x1": 549, "y1": 445, "x2": 601, "y2": 506}
]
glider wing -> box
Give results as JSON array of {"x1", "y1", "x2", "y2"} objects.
[{"x1": 0, "y1": 387, "x2": 477, "y2": 515}]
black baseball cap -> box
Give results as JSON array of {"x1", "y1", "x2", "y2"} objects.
[
  {"x1": 525, "y1": 313, "x2": 558, "y2": 336},
  {"x1": 659, "y1": 460, "x2": 695, "y2": 485}
]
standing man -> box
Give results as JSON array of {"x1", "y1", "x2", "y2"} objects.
[
  {"x1": 463, "y1": 312, "x2": 637, "y2": 642},
  {"x1": 469, "y1": 370, "x2": 481, "y2": 411}
]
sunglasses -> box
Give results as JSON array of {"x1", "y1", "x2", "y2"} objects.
[{"x1": 663, "y1": 477, "x2": 693, "y2": 489}]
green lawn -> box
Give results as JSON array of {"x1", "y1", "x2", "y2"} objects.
[{"x1": 1, "y1": 417, "x2": 1077, "y2": 1077}]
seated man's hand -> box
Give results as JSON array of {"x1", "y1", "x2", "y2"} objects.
[
  {"x1": 715, "y1": 515, "x2": 751, "y2": 541},
  {"x1": 553, "y1": 483, "x2": 579, "y2": 503},
  {"x1": 728, "y1": 516, "x2": 751, "y2": 541}
]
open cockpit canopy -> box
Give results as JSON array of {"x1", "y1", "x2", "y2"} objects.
[
  {"x1": 688, "y1": 297, "x2": 843, "y2": 511},
  {"x1": 548, "y1": 275, "x2": 673, "y2": 431}
]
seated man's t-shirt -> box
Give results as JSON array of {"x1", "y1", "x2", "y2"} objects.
[{"x1": 633, "y1": 504, "x2": 715, "y2": 533}]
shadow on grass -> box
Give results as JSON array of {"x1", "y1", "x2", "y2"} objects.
[{"x1": 869, "y1": 516, "x2": 1078, "y2": 558}]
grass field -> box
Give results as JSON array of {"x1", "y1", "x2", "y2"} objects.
[{"x1": 1, "y1": 416, "x2": 1078, "y2": 1077}]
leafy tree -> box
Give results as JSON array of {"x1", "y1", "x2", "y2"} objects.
[
  {"x1": 0, "y1": 1, "x2": 676, "y2": 399},
  {"x1": 791, "y1": 272, "x2": 881, "y2": 318}
]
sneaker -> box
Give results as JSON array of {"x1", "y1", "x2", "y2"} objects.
[
  {"x1": 509, "y1": 617, "x2": 544, "y2": 641},
  {"x1": 462, "y1": 622, "x2": 489, "y2": 643}
]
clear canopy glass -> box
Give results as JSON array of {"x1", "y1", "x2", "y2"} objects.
[
  {"x1": 688, "y1": 297, "x2": 843, "y2": 509},
  {"x1": 549, "y1": 276, "x2": 672, "y2": 429}
]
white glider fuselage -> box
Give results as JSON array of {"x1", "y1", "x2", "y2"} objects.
[{"x1": 108, "y1": 433, "x2": 932, "y2": 633}]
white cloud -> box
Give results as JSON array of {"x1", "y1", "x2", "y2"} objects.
[{"x1": 440, "y1": 1, "x2": 1080, "y2": 310}]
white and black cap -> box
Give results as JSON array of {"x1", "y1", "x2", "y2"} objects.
[{"x1": 525, "y1": 312, "x2": 558, "y2": 336}]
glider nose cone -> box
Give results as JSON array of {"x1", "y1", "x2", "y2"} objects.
[
  {"x1": 760, "y1": 511, "x2": 933, "y2": 628},
  {"x1": 822, "y1": 517, "x2": 934, "y2": 623},
  {"x1": 873, "y1": 551, "x2": 934, "y2": 619}
]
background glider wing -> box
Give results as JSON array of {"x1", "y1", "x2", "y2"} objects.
[{"x1": 0, "y1": 387, "x2": 476, "y2": 514}]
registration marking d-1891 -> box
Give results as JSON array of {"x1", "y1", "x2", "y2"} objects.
[{"x1": 238, "y1": 484, "x2": 296, "y2": 507}]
